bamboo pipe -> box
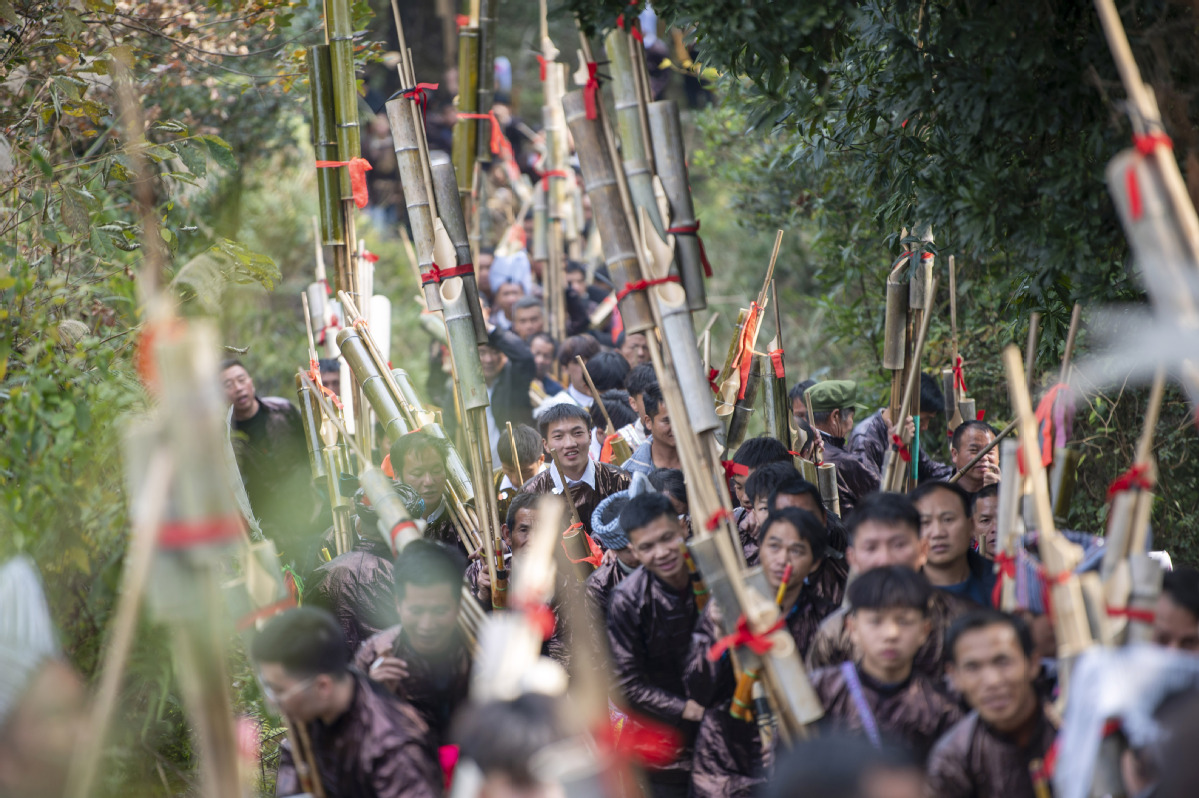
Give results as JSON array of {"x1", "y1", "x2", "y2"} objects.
[
  {"x1": 386, "y1": 97, "x2": 442, "y2": 312},
  {"x1": 430, "y1": 155, "x2": 488, "y2": 343},
  {"x1": 648, "y1": 101, "x2": 706, "y2": 309},
  {"x1": 475, "y1": 0, "x2": 496, "y2": 164},
  {"x1": 880, "y1": 276, "x2": 938, "y2": 491},
  {"x1": 1025, "y1": 312, "x2": 1041, "y2": 392},
  {"x1": 605, "y1": 29, "x2": 664, "y2": 238},
  {"x1": 454, "y1": 25, "x2": 481, "y2": 199},
  {"x1": 307, "y1": 45, "x2": 345, "y2": 248}
]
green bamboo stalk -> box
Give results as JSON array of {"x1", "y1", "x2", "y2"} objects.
[
  {"x1": 475, "y1": 0, "x2": 496, "y2": 164},
  {"x1": 431, "y1": 154, "x2": 488, "y2": 343},
  {"x1": 454, "y1": 27, "x2": 480, "y2": 198},
  {"x1": 307, "y1": 45, "x2": 344, "y2": 245},
  {"x1": 604, "y1": 30, "x2": 663, "y2": 237},
  {"x1": 648, "y1": 100, "x2": 706, "y2": 310},
  {"x1": 327, "y1": 0, "x2": 361, "y2": 200}
]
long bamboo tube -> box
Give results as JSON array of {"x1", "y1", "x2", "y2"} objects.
[
  {"x1": 386, "y1": 97, "x2": 442, "y2": 312},
  {"x1": 763, "y1": 336, "x2": 792, "y2": 450},
  {"x1": 475, "y1": 0, "x2": 496, "y2": 164},
  {"x1": 307, "y1": 45, "x2": 344, "y2": 247},
  {"x1": 336, "y1": 328, "x2": 410, "y2": 442},
  {"x1": 648, "y1": 100, "x2": 706, "y2": 310},
  {"x1": 881, "y1": 276, "x2": 938, "y2": 491},
  {"x1": 431, "y1": 155, "x2": 489, "y2": 343},
  {"x1": 531, "y1": 181, "x2": 548, "y2": 261},
  {"x1": 654, "y1": 277, "x2": 721, "y2": 434},
  {"x1": 454, "y1": 27, "x2": 481, "y2": 199},
  {"x1": 327, "y1": 0, "x2": 361, "y2": 195},
  {"x1": 724, "y1": 355, "x2": 763, "y2": 455},
  {"x1": 563, "y1": 90, "x2": 654, "y2": 334},
  {"x1": 605, "y1": 29, "x2": 663, "y2": 238},
  {"x1": 441, "y1": 278, "x2": 490, "y2": 410},
  {"x1": 994, "y1": 439, "x2": 1022, "y2": 610},
  {"x1": 296, "y1": 373, "x2": 329, "y2": 480}
]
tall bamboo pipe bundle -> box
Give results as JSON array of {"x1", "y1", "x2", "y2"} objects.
[
  {"x1": 531, "y1": 181, "x2": 548, "y2": 261},
  {"x1": 454, "y1": 25, "x2": 481, "y2": 201},
  {"x1": 475, "y1": 0, "x2": 496, "y2": 165},
  {"x1": 763, "y1": 336, "x2": 792, "y2": 451},
  {"x1": 296, "y1": 373, "x2": 329, "y2": 481},
  {"x1": 326, "y1": 0, "x2": 361, "y2": 304},
  {"x1": 605, "y1": 29, "x2": 663, "y2": 238},
  {"x1": 389, "y1": 368, "x2": 477, "y2": 506},
  {"x1": 648, "y1": 100, "x2": 707, "y2": 310},
  {"x1": 386, "y1": 96, "x2": 442, "y2": 312},
  {"x1": 542, "y1": 58, "x2": 571, "y2": 344},
  {"x1": 336, "y1": 328, "x2": 410, "y2": 442},
  {"x1": 431, "y1": 155, "x2": 488, "y2": 343},
  {"x1": 880, "y1": 275, "x2": 938, "y2": 492},
  {"x1": 907, "y1": 246, "x2": 933, "y2": 424},
  {"x1": 307, "y1": 46, "x2": 345, "y2": 252},
  {"x1": 723, "y1": 354, "x2": 763, "y2": 456}
]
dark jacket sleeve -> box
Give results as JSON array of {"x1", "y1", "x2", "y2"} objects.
[
  {"x1": 488, "y1": 327, "x2": 536, "y2": 427},
  {"x1": 848, "y1": 412, "x2": 888, "y2": 473},
  {"x1": 564, "y1": 287, "x2": 592, "y2": 336},
  {"x1": 924, "y1": 721, "x2": 976, "y2": 798},
  {"x1": 369, "y1": 738, "x2": 444, "y2": 798},
  {"x1": 607, "y1": 587, "x2": 688, "y2": 722},
  {"x1": 682, "y1": 609, "x2": 730, "y2": 708},
  {"x1": 274, "y1": 738, "x2": 299, "y2": 797}
]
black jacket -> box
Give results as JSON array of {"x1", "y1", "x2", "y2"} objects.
[{"x1": 485, "y1": 327, "x2": 536, "y2": 430}]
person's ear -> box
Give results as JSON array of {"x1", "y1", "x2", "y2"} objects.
[
  {"x1": 641, "y1": 413, "x2": 652, "y2": 429},
  {"x1": 501, "y1": 523, "x2": 511, "y2": 544}
]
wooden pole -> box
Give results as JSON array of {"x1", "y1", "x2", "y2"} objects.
[{"x1": 1059, "y1": 302, "x2": 1083, "y2": 384}]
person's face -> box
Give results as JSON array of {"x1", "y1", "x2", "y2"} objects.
[
  {"x1": 478, "y1": 343, "x2": 507, "y2": 382},
  {"x1": 847, "y1": 606, "x2": 931, "y2": 678},
  {"x1": 495, "y1": 283, "x2": 525, "y2": 316},
  {"x1": 320, "y1": 368, "x2": 341, "y2": 398},
  {"x1": 0, "y1": 660, "x2": 86, "y2": 798},
  {"x1": 221, "y1": 365, "x2": 256, "y2": 416},
  {"x1": 951, "y1": 427, "x2": 997, "y2": 475},
  {"x1": 760, "y1": 519, "x2": 820, "y2": 590},
  {"x1": 503, "y1": 507, "x2": 537, "y2": 555},
  {"x1": 530, "y1": 338, "x2": 555, "y2": 378},
  {"x1": 973, "y1": 495, "x2": 998, "y2": 557},
  {"x1": 847, "y1": 521, "x2": 927, "y2": 573},
  {"x1": 731, "y1": 472, "x2": 751, "y2": 509},
  {"x1": 791, "y1": 396, "x2": 807, "y2": 427},
  {"x1": 398, "y1": 581, "x2": 459, "y2": 657},
  {"x1": 948, "y1": 624, "x2": 1040, "y2": 732},
  {"x1": 832, "y1": 407, "x2": 856, "y2": 437},
  {"x1": 543, "y1": 418, "x2": 591, "y2": 473},
  {"x1": 1152, "y1": 594, "x2": 1199, "y2": 652},
  {"x1": 752, "y1": 494, "x2": 771, "y2": 528},
  {"x1": 646, "y1": 408, "x2": 674, "y2": 447},
  {"x1": 512, "y1": 306, "x2": 545, "y2": 340},
  {"x1": 476, "y1": 252, "x2": 493, "y2": 295},
  {"x1": 620, "y1": 332, "x2": 649, "y2": 367},
  {"x1": 400, "y1": 446, "x2": 448, "y2": 514},
  {"x1": 915, "y1": 488, "x2": 973, "y2": 570},
  {"x1": 771, "y1": 491, "x2": 825, "y2": 523},
  {"x1": 565, "y1": 270, "x2": 586, "y2": 295},
  {"x1": 628, "y1": 514, "x2": 686, "y2": 582},
  {"x1": 258, "y1": 662, "x2": 331, "y2": 725}
]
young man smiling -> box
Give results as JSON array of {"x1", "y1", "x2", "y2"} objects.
[
  {"x1": 521, "y1": 403, "x2": 630, "y2": 533},
  {"x1": 623, "y1": 383, "x2": 681, "y2": 474},
  {"x1": 910, "y1": 481, "x2": 995, "y2": 607},
  {"x1": 927, "y1": 609, "x2": 1057, "y2": 798},
  {"x1": 607, "y1": 492, "x2": 703, "y2": 798}
]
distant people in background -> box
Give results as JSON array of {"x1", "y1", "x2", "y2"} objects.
[
  {"x1": 972, "y1": 484, "x2": 999, "y2": 557},
  {"x1": 529, "y1": 332, "x2": 565, "y2": 396},
  {"x1": 623, "y1": 383, "x2": 680, "y2": 474},
  {"x1": 625, "y1": 362, "x2": 658, "y2": 434},
  {"x1": 806, "y1": 380, "x2": 878, "y2": 514},
  {"x1": 789, "y1": 378, "x2": 816, "y2": 427},
  {"x1": 478, "y1": 325, "x2": 537, "y2": 464},
  {"x1": 558, "y1": 334, "x2": 602, "y2": 408},
  {"x1": 586, "y1": 350, "x2": 631, "y2": 393},
  {"x1": 617, "y1": 330, "x2": 650, "y2": 367},
  {"x1": 850, "y1": 373, "x2": 954, "y2": 484},
  {"x1": 510, "y1": 295, "x2": 546, "y2": 341}
]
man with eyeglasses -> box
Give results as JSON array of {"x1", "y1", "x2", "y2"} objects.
[{"x1": 252, "y1": 607, "x2": 443, "y2": 797}]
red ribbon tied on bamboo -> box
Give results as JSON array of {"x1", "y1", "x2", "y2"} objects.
[
  {"x1": 458, "y1": 111, "x2": 509, "y2": 158},
  {"x1": 535, "y1": 54, "x2": 548, "y2": 82},
  {"x1": 768, "y1": 349, "x2": 786, "y2": 379},
  {"x1": 1106, "y1": 606, "x2": 1156, "y2": 624},
  {"x1": 708, "y1": 367, "x2": 720, "y2": 395},
  {"x1": 707, "y1": 615, "x2": 784, "y2": 661},
  {"x1": 615, "y1": 275, "x2": 679, "y2": 303},
  {"x1": 401, "y1": 82, "x2": 439, "y2": 115},
  {"x1": 992, "y1": 551, "x2": 1017, "y2": 608},
  {"x1": 733, "y1": 302, "x2": 763, "y2": 400},
  {"x1": 1106, "y1": 462, "x2": 1153, "y2": 501},
  {"x1": 562, "y1": 523, "x2": 605, "y2": 569},
  {"x1": 891, "y1": 434, "x2": 912, "y2": 463},
  {"x1": 584, "y1": 62, "x2": 601, "y2": 120},
  {"x1": 421, "y1": 262, "x2": 475, "y2": 286},
  {"x1": 953, "y1": 356, "x2": 968, "y2": 394},
  {"x1": 516, "y1": 600, "x2": 557, "y2": 640},
  {"x1": 600, "y1": 432, "x2": 623, "y2": 464},
  {"x1": 705, "y1": 507, "x2": 732, "y2": 533},
  {"x1": 1126, "y1": 132, "x2": 1173, "y2": 221},
  {"x1": 665, "y1": 220, "x2": 714, "y2": 278},
  {"x1": 308, "y1": 358, "x2": 343, "y2": 410},
  {"x1": 315, "y1": 157, "x2": 373, "y2": 209}
]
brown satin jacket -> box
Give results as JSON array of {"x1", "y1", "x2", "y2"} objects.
[
  {"x1": 521, "y1": 461, "x2": 631, "y2": 535},
  {"x1": 275, "y1": 671, "x2": 443, "y2": 798},
  {"x1": 307, "y1": 537, "x2": 398, "y2": 657},
  {"x1": 925, "y1": 706, "x2": 1058, "y2": 798}
]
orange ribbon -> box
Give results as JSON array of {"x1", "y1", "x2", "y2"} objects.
[
  {"x1": 387, "y1": 519, "x2": 419, "y2": 554},
  {"x1": 735, "y1": 303, "x2": 762, "y2": 399},
  {"x1": 562, "y1": 523, "x2": 605, "y2": 568},
  {"x1": 308, "y1": 359, "x2": 343, "y2": 410},
  {"x1": 315, "y1": 157, "x2": 373, "y2": 209},
  {"x1": 600, "y1": 432, "x2": 623, "y2": 464},
  {"x1": 666, "y1": 221, "x2": 713, "y2": 277},
  {"x1": 457, "y1": 111, "x2": 509, "y2": 158},
  {"x1": 707, "y1": 614, "x2": 784, "y2": 661},
  {"x1": 381, "y1": 453, "x2": 394, "y2": 478}
]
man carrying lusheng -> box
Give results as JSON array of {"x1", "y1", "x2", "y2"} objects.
[
  {"x1": 521, "y1": 403, "x2": 630, "y2": 533},
  {"x1": 685, "y1": 507, "x2": 834, "y2": 797},
  {"x1": 607, "y1": 492, "x2": 704, "y2": 798},
  {"x1": 910, "y1": 482, "x2": 996, "y2": 607},
  {"x1": 809, "y1": 565, "x2": 962, "y2": 763},
  {"x1": 926, "y1": 609, "x2": 1058, "y2": 798},
  {"x1": 805, "y1": 380, "x2": 879, "y2": 514},
  {"x1": 806, "y1": 492, "x2": 973, "y2": 680},
  {"x1": 623, "y1": 383, "x2": 681, "y2": 474},
  {"x1": 253, "y1": 607, "x2": 443, "y2": 798},
  {"x1": 390, "y1": 432, "x2": 460, "y2": 554},
  {"x1": 354, "y1": 540, "x2": 471, "y2": 750},
  {"x1": 478, "y1": 323, "x2": 537, "y2": 461},
  {"x1": 949, "y1": 420, "x2": 1000, "y2": 495},
  {"x1": 849, "y1": 373, "x2": 955, "y2": 483}
]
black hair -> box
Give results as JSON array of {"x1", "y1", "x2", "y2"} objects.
[
  {"x1": 1162, "y1": 568, "x2": 1199, "y2": 619},
  {"x1": 760, "y1": 507, "x2": 829, "y2": 561},
  {"x1": 764, "y1": 736, "x2": 919, "y2": 798},
  {"x1": 846, "y1": 492, "x2": 921, "y2": 546},
  {"x1": 317, "y1": 358, "x2": 339, "y2": 372},
  {"x1": 249, "y1": 607, "x2": 350, "y2": 678},
  {"x1": 393, "y1": 539, "x2": 467, "y2": 603},
  {"x1": 498, "y1": 424, "x2": 544, "y2": 473},
  {"x1": 505, "y1": 490, "x2": 540, "y2": 530},
  {"x1": 511, "y1": 295, "x2": 544, "y2": 314},
  {"x1": 558, "y1": 333, "x2": 601, "y2": 367},
  {"x1": 625, "y1": 363, "x2": 658, "y2": 399},
  {"x1": 946, "y1": 608, "x2": 1035, "y2": 663},
  {"x1": 537, "y1": 402, "x2": 593, "y2": 438},
  {"x1": 452, "y1": 693, "x2": 566, "y2": 787},
  {"x1": 812, "y1": 405, "x2": 854, "y2": 424},
  {"x1": 951, "y1": 419, "x2": 998, "y2": 451},
  {"x1": 847, "y1": 565, "x2": 933, "y2": 615},
  {"x1": 586, "y1": 350, "x2": 630, "y2": 392},
  {"x1": 619, "y1": 492, "x2": 676, "y2": 539},
  {"x1": 647, "y1": 468, "x2": 687, "y2": 509},
  {"x1": 787, "y1": 378, "x2": 816, "y2": 406},
  {"x1": 972, "y1": 483, "x2": 999, "y2": 506},
  {"x1": 908, "y1": 480, "x2": 973, "y2": 519},
  {"x1": 920, "y1": 372, "x2": 946, "y2": 416},
  {"x1": 564, "y1": 260, "x2": 586, "y2": 275},
  {"x1": 732, "y1": 435, "x2": 792, "y2": 468},
  {"x1": 744, "y1": 462, "x2": 800, "y2": 504},
  {"x1": 642, "y1": 382, "x2": 665, "y2": 420},
  {"x1": 529, "y1": 331, "x2": 557, "y2": 354},
  {"x1": 765, "y1": 471, "x2": 824, "y2": 514},
  {"x1": 219, "y1": 358, "x2": 247, "y2": 373},
  {"x1": 390, "y1": 430, "x2": 448, "y2": 476},
  {"x1": 593, "y1": 389, "x2": 638, "y2": 430}
]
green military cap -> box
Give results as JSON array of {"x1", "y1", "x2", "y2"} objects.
[{"x1": 804, "y1": 379, "x2": 863, "y2": 413}]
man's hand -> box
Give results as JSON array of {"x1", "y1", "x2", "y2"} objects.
[
  {"x1": 369, "y1": 656, "x2": 409, "y2": 691},
  {"x1": 602, "y1": 547, "x2": 619, "y2": 566},
  {"x1": 682, "y1": 699, "x2": 706, "y2": 722},
  {"x1": 978, "y1": 457, "x2": 1001, "y2": 487},
  {"x1": 476, "y1": 565, "x2": 492, "y2": 602}
]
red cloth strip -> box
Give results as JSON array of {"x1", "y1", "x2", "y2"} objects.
[
  {"x1": 515, "y1": 600, "x2": 556, "y2": 640},
  {"x1": 708, "y1": 367, "x2": 720, "y2": 394},
  {"x1": 159, "y1": 515, "x2": 244, "y2": 549},
  {"x1": 584, "y1": 62, "x2": 601, "y2": 120},
  {"x1": 362, "y1": 251, "x2": 379, "y2": 263},
  {"x1": 562, "y1": 523, "x2": 605, "y2": 568},
  {"x1": 421, "y1": 263, "x2": 475, "y2": 285},
  {"x1": 315, "y1": 157, "x2": 373, "y2": 209},
  {"x1": 235, "y1": 595, "x2": 297, "y2": 632},
  {"x1": 388, "y1": 520, "x2": 418, "y2": 553},
  {"x1": 1033, "y1": 383, "x2": 1066, "y2": 469},
  {"x1": 1106, "y1": 606, "x2": 1156, "y2": 624},
  {"x1": 307, "y1": 359, "x2": 343, "y2": 410},
  {"x1": 535, "y1": 54, "x2": 548, "y2": 82},
  {"x1": 768, "y1": 349, "x2": 785, "y2": 379},
  {"x1": 992, "y1": 551, "x2": 1016, "y2": 608},
  {"x1": 705, "y1": 507, "x2": 732, "y2": 532},
  {"x1": 538, "y1": 169, "x2": 570, "y2": 186},
  {"x1": 381, "y1": 453, "x2": 394, "y2": 478},
  {"x1": 400, "y1": 82, "x2": 440, "y2": 115},
  {"x1": 600, "y1": 432, "x2": 622, "y2": 464},
  {"x1": 891, "y1": 433, "x2": 912, "y2": 463},
  {"x1": 1126, "y1": 133, "x2": 1173, "y2": 221},
  {"x1": 953, "y1": 356, "x2": 967, "y2": 395},
  {"x1": 1106, "y1": 462, "x2": 1153, "y2": 501},
  {"x1": 666, "y1": 221, "x2": 713, "y2": 277},
  {"x1": 457, "y1": 111, "x2": 508, "y2": 157},
  {"x1": 455, "y1": 13, "x2": 468, "y2": 27},
  {"x1": 615, "y1": 275, "x2": 679, "y2": 303},
  {"x1": 707, "y1": 615, "x2": 784, "y2": 661},
  {"x1": 735, "y1": 303, "x2": 762, "y2": 400},
  {"x1": 721, "y1": 461, "x2": 748, "y2": 479}
]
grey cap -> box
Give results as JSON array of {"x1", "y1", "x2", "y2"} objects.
[{"x1": 591, "y1": 472, "x2": 655, "y2": 551}]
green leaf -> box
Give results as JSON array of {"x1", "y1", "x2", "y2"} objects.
[
  {"x1": 30, "y1": 147, "x2": 53, "y2": 179},
  {"x1": 54, "y1": 41, "x2": 80, "y2": 61},
  {"x1": 176, "y1": 140, "x2": 207, "y2": 179},
  {"x1": 198, "y1": 134, "x2": 237, "y2": 172},
  {"x1": 60, "y1": 187, "x2": 90, "y2": 236}
]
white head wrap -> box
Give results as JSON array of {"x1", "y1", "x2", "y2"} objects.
[{"x1": 0, "y1": 556, "x2": 60, "y2": 726}]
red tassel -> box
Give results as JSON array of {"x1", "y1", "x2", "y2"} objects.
[
  {"x1": 584, "y1": 62, "x2": 600, "y2": 120},
  {"x1": 400, "y1": 82, "x2": 440, "y2": 115}
]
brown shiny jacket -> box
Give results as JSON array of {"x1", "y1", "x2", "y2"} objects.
[
  {"x1": 925, "y1": 707, "x2": 1058, "y2": 798},
  {"x1": 275, "y1": 671, "x2": 443, "y2": 798},
  {"x1": 306, "y1": 537, "x2": 397, "y2": 657},
  {"x1": 521, "y1": 462, "x2": 630, "y2": 535}
]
